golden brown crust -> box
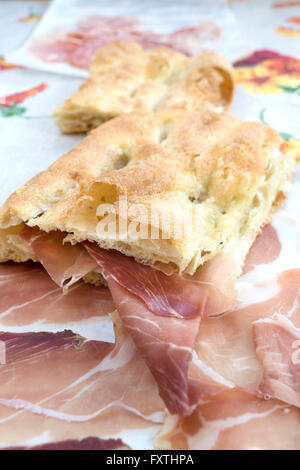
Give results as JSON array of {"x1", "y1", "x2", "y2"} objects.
[
  {"x1": 0, "y1": 109, "x2": 296, "y2": 275},
  {"x1": 53, "y1": 40, "x2": 234, "y2": 133}
]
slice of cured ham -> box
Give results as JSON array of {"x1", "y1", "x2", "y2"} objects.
[
  {"x1": 4, "y1": 437, "x2": 128, "y2": 450},
  {"x1": 29, "y1": 15, "x2": 221, "y2": 69},
  {"x1": 16, "y1": 228, "x2": 238, "y2": 415},
  {"x1": 21, "y1": 227, "x2": 98, "y2": 288},
  {"x1": 154, "y1": 388, "x2": 300, "y2": 450},
  {"x1": 242, "y1": 224, "x2": 281, "y2": 275},
  {"x1": 195, "y1": 269, "x2": 300, "y2": 393},
  {"x1": 84, "y1": 243, "x2": 238, "y2": 415},
  {"x1": 84, "y1": 243, "x2": 208, "y2": 320},
  {"x1": 192, "y1": 253, "x2": 239, "y2": 316},
  {"x1": 191, "y1": 214, "x2": 300, "y2": 397},
  {"x1": 0, "y1": 262, "x2": 115, "y2": 342},
  {"x1": 0, "y1": 314, "x2": 165, "y2": 448},
  {"x1": 106, "y1": 277, "x2": 204, "y2": 416},
  {"x1": 253, "y1": 314, "x2": 300, "y2": 407}
]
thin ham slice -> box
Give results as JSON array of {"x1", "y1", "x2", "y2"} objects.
[
  {"x1": 4, "y1": 437, "x2": 128, "y2": 450},
  {"x1": 194, "y1": 269, "x2": 300, "y2": 393},
  {"x1": 189, "y1": 215, "x2": 300, "y2": 396},
  {"x1": 107, "y1": 277, "x2": 205, "y2": 416},
  {"x1": 29, "y1": 36, "x2": 80, "y2": 64},
  {"x1": 154, "y1": 388, "x2": 300, "y2": 450},
  {"x1": 192, "y1": 217, "x2": 300, "y2": 395},
  {"x1": 192, "y1": 253, "x2": 239, "y2": 316},
  {"x1": 253, "y1": 314, "x2": 300, "y2": 407},
  {"x1": 242, "y1": 224, "x2": 281, "y2": 274},
  {"x1": 21, "y1": 227, "x2": 98, "y2": 288},
  {"x1": 84, "y1": 243, "x2": 208, "y2": 319},
  {"x1": 84, "y1": 243, "x2": 236, "y2": 415},
  {"x1": 17, "y1": 226, "x2": 238, "y2": 415},
  {"x1": 29, "y1": 15, "x2": 222, "y2": 69},
  {"x1": 0, "y1": 314, "x2": 165, "y2": 448},
  {"x1": 0, "y1": 262, "x2": 115, "y2": 342}
]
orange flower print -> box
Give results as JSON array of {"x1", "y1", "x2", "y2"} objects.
[
  {"x1": 260, "y1": 108, "x2": 300, "y2": 163},
  {"x1": 272, "y1": 1, "x2": 300, "y2": 7},
  {"x1": 275, "y1": 26, "x2": 300, "y2": 36},
  {"x1": 287, "y1": 17, "x2": 300, "y2": 23},
  {"x1": 18, "y1": 12, "x2": 42, "y2": 23},
  {"x1": 279, "y1": 139, "x2": 300, "y2": 161},
  {"x1": 281, "y1": 138, "x2": 300, "y2": 161},
  {"x1": 0, "y1": 83, "x2": 48, "y2": 117},
  {"x1": 0, "y1": 57, "x2": 23, "y2": 71},
  {"x1": 275, "y1": 16, "x2": 300, "y2": 36},
  {"x1": 234, "y1": 50, "x2": 300, "y2": 94}
]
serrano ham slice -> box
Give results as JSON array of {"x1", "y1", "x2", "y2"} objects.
[
  {"x1": 4, "y1": 437, "x2": 128, "y2": 450},
  {"x1": 0, "y1": 262, "x2": 115, "y2": 342},
  {"x1": 106, "y1": 277, "x2": 204, "y2": 416},
  {"x1": 192, "y1": 214, "x2": 300, "y2": 396},
  {"x1": 242, "y1": 224, "x2": 281, "y2": 274},
  {"x1": 253, "y1": 314, "x2": 300, "y2": 407},
  {"x1": 21, "y1": 227, "x2": 97, "y2": 289},
  {"x1": 29, "y1": 15, "x2": 222, "y2": 69},
  {"x1": 195, "y1": 269, "x2": 300, "y2": 393},
  {"x1": 84, "y1": 243, "x2": 208, "y2": 320},
  {"x1": 84, "y1": 243, "x2": 238, "y2": 415},
  {"x1": 192, "y1": 253, "x2": 239, "y2": 316},
  {"x1": 0, "y1": 314, "x2": 165, "y2": 448},
  {"x1": 154, "y1": 388, "x2": 300, "y2": 450}
]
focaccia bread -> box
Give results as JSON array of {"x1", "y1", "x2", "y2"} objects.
[
  {"x1": 0, "y1": 110, "x2": 296, "y2": 278},
  {"x1": 53, "y1": 41, "x2": 234, "y2": 133}
]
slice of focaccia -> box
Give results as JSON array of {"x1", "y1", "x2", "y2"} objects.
[
  {"x1": 0, "y1": 109, "x2": 296, "y2": 276},
  {"x1": 53, "y1": 41, "x2": 234, "y2": 134}
]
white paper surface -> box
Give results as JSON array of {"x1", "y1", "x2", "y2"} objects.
[
  {"x1": 7, "y1": 0, "x2": 249, "y2": 77},
  {"x1": 0, "y1": 0, "x2": 299, "y2": 450}
]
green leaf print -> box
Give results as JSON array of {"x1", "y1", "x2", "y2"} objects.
[
  {"x1": 0, "y1": 104, "x2": 26, "y2": 117},
  {"x1": 278, "y1": 85, "x2": 300, "y2": 94}
]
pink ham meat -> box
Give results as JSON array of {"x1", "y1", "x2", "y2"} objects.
[
  {"x1": 29, "y1": 15, "x2": 221, "y2": 69},
  {"x1": 155, "y1": 388, "x2": 300, "y2": 450},
  {"x1": 253, "y1": 314, "x2": 300, "y2": 407},
  {"x1": 0, "y1": 315, "x2": 164, "y2": 448},
  {"x1": 194, "y1": 269, "x2": 300, "y2": 393},
  {"x1": 21, "y1": 227, "x2": 97, "y2": 288},
  {"x1": 242, "y1": 224, "x2": 281, "y2": 274},
  {"x1": 192, "y1": 253, "x2": 239, "y2": 316},
  {"x1": 84, "y1": 243, "x2": 237, "y2": 415},
  {"x1": 5, "y1": 437, "x2": 127, "y2": 450},
  {"x1": 191, "y1": 217, "x2": 299, "y2": 396},
  {"x1": 17, "y1": 224, "x2": 238, "y2": 415},
  {"x1": 107, "y1": 278, "x2": 204, "y2": 416},
  {"x1": 0, "y1": 262, "x2": 114, "y2": 334},
  {"x1": 84, "y1": 243, "x2": 208, "y2": 320},
  {"x1": 29, "y1": 28, "x2": 81, "y2": 63},
  {"x1": 0, "y1": 330, "x2": 87, "y2": 363}
]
